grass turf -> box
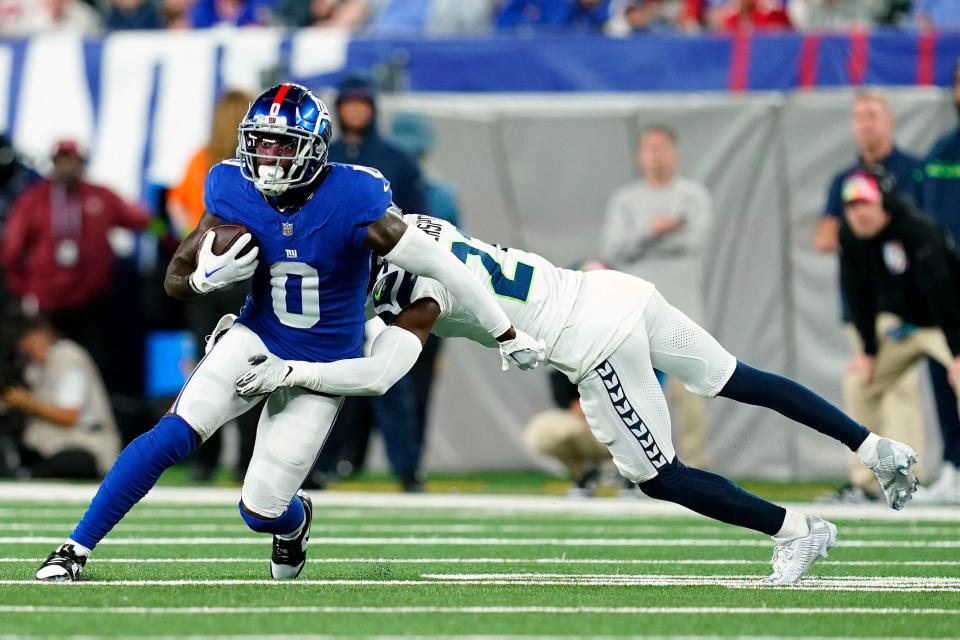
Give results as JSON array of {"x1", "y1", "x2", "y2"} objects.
[{"x1": 0, "y1": 492, "x2": 957, "y2": 638}]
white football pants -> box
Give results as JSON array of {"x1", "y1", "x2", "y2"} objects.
[
  {"x1": 577, "y1": 290, "x2": 736, "y2": 483},
  {"x1": 172, "y1": 322, "x2": 342, "y2": 518}
]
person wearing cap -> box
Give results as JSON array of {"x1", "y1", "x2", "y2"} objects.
[
  {"x1": 0, "y1": 141, "x2": 149, "y2": 373},
  {"x1": 840, "y1": 166, "x2": 960, "y2": 500},
  {"x1": 316, "y1": 73, "x2": 426, "y2": 492},
  {"x1": 328, "y1": 72, "x2": 426, "y2": 215},
  {"x1": 916, "y1": 59, "x2": 960, "y2": 502},
  {"x1": 816, "y1": 89, "x2": 954, "y2": 504}
]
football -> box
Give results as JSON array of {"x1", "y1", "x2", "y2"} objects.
[{"x1": 209, "y1": 223, "x2": 256, "y2": 258}]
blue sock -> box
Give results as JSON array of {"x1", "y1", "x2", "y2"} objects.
[
  {"x1": 639, "y1": 457, "x2": 785, "y2": 536},
  {"x1": 718, "y1": 361, "x2": 870, "y2": 451},
  {"x1": 928, "y1": 359, "x2": 960, "y2": 466},
  {"x1": 239, "y1": 496, "x2": 305, "y2": 536},
  {"x1": 70, "y1": 415, "x2": 198, "y2": 550}
]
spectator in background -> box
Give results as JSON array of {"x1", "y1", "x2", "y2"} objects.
[
  {"x1": 160, "y1": 0, "x2": 195, "y2": 28},
  {"x1": 1, "y1": 313, "x2": 120, "y2": 479},
  {"x1": 711, "y1": 0, "x2": 791, "y2": 32},
  {"x1": 0, "y1": 141, "x2": 149, "y2": 376},
  {"x1": 814, "y1": 90, "x2": 955, "y2": 504},
  {"x1": 321, "y1": 73, "x2": 425, "y2": 492},
  {"x1": 167, "y1": 90, "x2": 252, "y2": 237},
  {"x1": 0, "y1": 134, "x2": 41, "y2": 311},
  {"x1": 495, "y1": 0, "x2": 612, "y2": 31},
  {"x1": 913, "y1": 0, "x2": 960, "y2": 30},
  {"x1": 329, "y1": 72, "x2": 426, "y2": 214},
  {"x1": 422, "y1": 0, "x2": 493, "y2": 35},
  {"x1": 788, "y1": 0, "x2": 888, "y2": 31},
  {"x1": 390, "y1": 112, "x2": 462, "y2": 452},
  {"x1": 916, "y1": 59, "x2": 960, "y2": 503},
  {"x1": 599, "y1": 126, "x2": 712, "y2": 469},
  {"x1": 0, "y1": 0, "x2": 102, "y2": 35},
  {"x1": 606, "y1": 0, "x2": 676, "y2": 36},
  {"x1": 167, "y1": 90, "x2": 258, "y2": 482},
  {"x1": 104, "y1": 0, "x2": 164, "y2": 30},
  {"x1": 189, "y1": 0, "x2": 271, "y2": 27},
  {"x1": 275, "y1": 0, "x2": 368, "y2": 28}
]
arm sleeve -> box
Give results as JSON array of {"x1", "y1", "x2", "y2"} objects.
[
  {"x1": 286, "y1": 325, "x2": 423, "y2": 396},
  {"x1": 823, "y1": 173, "x2": 844, "y2": 219},
  {"x1": 839, "y1": 233, "x2": 879, "y2": 354},
  {"x1": 913, "y1": 240, "x2": 960, "y2": 356},
  {"x1": 384, "y1": 224, "x2": 512, "y2": 338}
]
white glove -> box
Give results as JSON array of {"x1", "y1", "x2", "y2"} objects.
[
  {"x1": 498, "y1": 329, "x2": 546, "y2": 371},
  {"x1": 189, "y1": 231, "x2": 259, "y2": 295},
  {"x1": 204, "y1": 313, "x2": 236, "y2": 356},
  {"x1": 235, "y1": 353, "x2": 294, "y2": 397}
]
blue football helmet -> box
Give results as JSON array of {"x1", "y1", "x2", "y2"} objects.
[{"x1": 237, "y1": 83, "x2": 332, "y2": 197}]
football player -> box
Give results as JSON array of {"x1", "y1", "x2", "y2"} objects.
[
  {"x1": 35, "y1": 84, "x2": 545, "y2": 582},
  {"x1": 236, "y1": 213, "x2": 920, "y2": 586}
]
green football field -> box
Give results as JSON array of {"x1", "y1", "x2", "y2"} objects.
[{"x1": 0, "y1": 483, "x2": 957, "y2": 639}]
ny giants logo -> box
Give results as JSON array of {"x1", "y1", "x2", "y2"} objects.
[{"x1": 596, "y1": 361, "x2": 667, "y2": 469}]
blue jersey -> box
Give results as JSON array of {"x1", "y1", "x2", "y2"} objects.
[{"x1": 203, "y1": 160, "x2": 392, "y2": 362}]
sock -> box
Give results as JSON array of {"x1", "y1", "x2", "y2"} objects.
[
  {"x1": 719, "y1": 361, "x2": 870, "y2": 451},
  {"x1": 639, "y1": 458, "x2": 786, "y2": 536},
  {"x1": 239, "y1": 496, "x2": 305, "y2": 536},
  {"x1": 773, "y1": 509, "x2": 810, "y2": 543},
  {"x1": 64, "y1": 539, "x2": 91, "y2": 557},
  {"x1": 69, "y1": 415, "x2": 198, "y2": 551},
  {"x1": 856, "y1": 432, "x2": 881, "y2": 468},
  {"x1": 928, "y1": 360, "x2": 960, "y2": 467}
]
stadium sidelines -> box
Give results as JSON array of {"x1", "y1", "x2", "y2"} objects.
[{"x1": 0, "y1": 482, "x2": 957, "y2": 521}]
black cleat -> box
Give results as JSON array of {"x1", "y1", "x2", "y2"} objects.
[
  {"x1": 270, "y1": 490, "x2": 312, "y2": 579},
  {"x1": 35, "y1": 543, "x2": 88, "y2": 582}
]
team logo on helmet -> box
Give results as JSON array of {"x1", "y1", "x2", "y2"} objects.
[{"x1": 237, "y1": 83, "x2": 333, "y2": 197}]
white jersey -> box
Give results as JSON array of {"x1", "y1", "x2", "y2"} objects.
[{"x1": 372, "y1": 214, "x2": 656, "y2": 381}]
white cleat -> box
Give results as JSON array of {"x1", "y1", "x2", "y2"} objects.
[
  {"x1": 270, "y1": 490, "x2": 312, "y2": 580},
  {"x1": 912, "y1": 463, "x2": 960, "y2": 505},
  {"x1": 869, "y1": 439, "x2": 919, "y2": 510},
  {"x1": 766, "y1": 515, "x2": 838, "y2": 586},
  {"x1": 35, "y1": 543, "x2": 88, "y2": 582}
]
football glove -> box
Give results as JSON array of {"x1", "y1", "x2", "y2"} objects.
[
  {"x1": 235, "y1": 353, "x2": 294, "y2": 397},
  {"x1": 189, "y1": 231, "x2": 259, "y2": 295},
  {"x1": 498, "y1": 329, "x2": 546, "y2": 372}
]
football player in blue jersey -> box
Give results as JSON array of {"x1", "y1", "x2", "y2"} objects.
[{"x1": 35, "y1": 83, "x2": 545, "y2": 582}]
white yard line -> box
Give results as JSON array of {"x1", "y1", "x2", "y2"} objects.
[
  {"x1": 3, "y1": 556, "x2": 960, "y2": 567},
  {"x1": 0, "y1": 604, "x2": 957, "y2": 614},
  {"x1": 2, "y1": 522, "x2": 958, "y2": 536},
  {"x1": 2, "y1": 482, "x2": 959, "y2": 521},
  {"x1": 0, "y1": 575, "x2": 958, "y2": 591},
  {"x1": 2, "y1": 536, "x2": 960, "y2": 547}
]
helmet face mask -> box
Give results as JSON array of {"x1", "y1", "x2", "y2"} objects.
[{"x1": 237, "y1": 84, "x2": 332, "y2": 198}]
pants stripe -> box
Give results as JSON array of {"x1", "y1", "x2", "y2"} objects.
[{"x1": 595, "y1": 360, "x2": 668, "y2": 469}]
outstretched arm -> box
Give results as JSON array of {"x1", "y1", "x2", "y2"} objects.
[
  {"x1": 164, "y1": 212, "x2": 223, "y2": 299},
  {"x1": 164, "y1": 211, "x2": 259, "y2": 300},
  {"x1": 235, "y1": 299, "x2": 442, "y2": 397}
]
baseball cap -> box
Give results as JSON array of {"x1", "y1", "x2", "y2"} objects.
[
  {"x1": 52, "y1": 139, "x2": 86, "y2": 160},
  {"x1": 842, "y1": 171, "x2": 882, "y2": 206}
]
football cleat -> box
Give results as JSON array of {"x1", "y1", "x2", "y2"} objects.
[
  {"x1": 766, "y1": 515, "x2": 838, "y2": 586},
  {"x1": 270, "y1": 490, "x2": 312, "y2": 579},
  {"x1": 35, "y1": 543, "x2": 88, "y2": 582},
  {"x1": 912, "y1": 463, "x2": 960, "y2": 505},
  {"x1": 869, "y1": 438, "x2": 919, "y2": 510}
]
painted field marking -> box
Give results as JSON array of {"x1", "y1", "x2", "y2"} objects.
[
  {"x1": 1, "y1": 575, "x2": 958, "y2": 591},
  {"x1": 3, "y1": 557, "x2": 960, "y2": 567},
  {"x1": 3, "y1": 536, "x2": 960, "y2": 548},
  {"x1": 0, "y1": 605, "x2": 958, "y2": 615},
  {"x1": 2, "y1": 521, "x2": 959, "y2": 537}
]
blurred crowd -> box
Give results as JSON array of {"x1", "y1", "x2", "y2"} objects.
[{"x1": 1, "y1": 0, "x2": 958, "y2": 37}]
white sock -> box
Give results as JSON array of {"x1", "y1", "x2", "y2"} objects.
[
  {"x1": 65, "y1": 539, "x2": 91, "y2": 557},
  {"x1": 856, "y1": 432, "x2": 882, "y2": 468},
  {"x1": 772, "y1": 509, "x2": 809, "y2": 543}
]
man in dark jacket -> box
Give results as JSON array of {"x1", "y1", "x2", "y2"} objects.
[{"x1": 840, "y1": 166, "x2": 960, "y2": 501}]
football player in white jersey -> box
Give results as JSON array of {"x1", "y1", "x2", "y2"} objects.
[{"x1": 234, "y1": 214, "x2": 919, "y2": 585}]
